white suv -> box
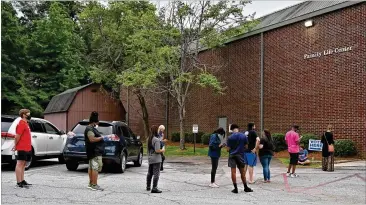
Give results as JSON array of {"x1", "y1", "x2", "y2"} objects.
[{"x1": 1, "y1": 115, "x2": 67, "y2": 169}]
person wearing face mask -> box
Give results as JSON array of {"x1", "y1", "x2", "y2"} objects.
[
  {"x1": 13, "y1": 109, "x2": 32, "y2": 188},
  {"x1": 85, "y1": 111, "x2": 108, "y2": 191},
  {"x1": 208, "y1": 127, "x2": 226, "y2": 188}
]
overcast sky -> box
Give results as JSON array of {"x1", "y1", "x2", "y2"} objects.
[{"x1": 154, "y1": 1, "x2": 304, "y2": 18}]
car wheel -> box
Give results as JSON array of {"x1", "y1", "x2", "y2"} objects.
[
  {"x1": 134, "y1": 150, "x2": 143, "y2": 167},
  {"x1": 65, "y1": 161, "x2": 79, "y2": 171},
  {"x1": 117, "y1": 152, "x2": 127, "y2": 173},
  {"x1": 58, "y1": 154, "x2": 65, "y2": 164}
]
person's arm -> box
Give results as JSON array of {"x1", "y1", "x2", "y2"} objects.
[
  {"x1": 13, "y1": 122, "x2": 25, "y2": 150},
  {"x1": 329, "y1": 133, "x2": 335, "y2": 145},
  {"x1": 87, "y1": 131, "x2": 104, "y2": 143},
  {"x1": 154, "y1": 138, "x2": 165, "y2": 153}
]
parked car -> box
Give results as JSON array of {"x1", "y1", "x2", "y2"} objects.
[
  {"x1": 63, "y1": 120, "x2": 143, "y2": 173},
  {"x1": 1, "y1": 115, "x2": 68, "y2": 170}
]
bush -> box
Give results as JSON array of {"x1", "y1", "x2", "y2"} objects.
[
  {"x1": 171, "y1": 132, "x2": 180, "y2": 142},
  {"x1": 300, "y1": 133, "x2": 320, "y2": 150},
  {"x1": 201, "y1": 133, "x2": 211, "y2": 145},
  {"x1": 334, "y1": 139, "x2": 357, "y2": 157},
  {"x1": 272, "y1": 133, "x2": 286, "y2": 152}
]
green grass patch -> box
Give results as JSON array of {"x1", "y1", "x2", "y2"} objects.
[{"x1": 143, "y1": 144, "x2": 229, "y2": 157}]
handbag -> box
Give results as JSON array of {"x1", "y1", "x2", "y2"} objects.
[{"x1": 324, "y1": 133, "x2": 334, "y2": 152}]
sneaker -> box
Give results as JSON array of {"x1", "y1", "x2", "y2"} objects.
[
  {"x1": 231, "y1": 189, "x2": 238, "y2": 194},
  {"x1": 87, "y1": 183, "x2": 92, "y2": 189},
  {"x1": 286, "y1": 172, "x2": 291, "y2": 177},
  {"x1": 290, "y1": 173, "x2": 299, "y2": 178},
  {"x1": 22, "y1": 180, "x2": 32, "y2": 186},
  {"x1": 244, "y1": 187, "x2": 253, "y2": 192},
  {"x1": 90, "y1": 184, "x2": 104, "y2": 191},
  {"x1": 209, "y1": 183, "x2": 219, "y2": 188},
  {"x1": 151, "y1": 188, "x2": 162, "y2": 193},
  {"x1": 146, "y1": 187, "x2": 151, "y2": 191},
  {"x1": 213, "y1": 183, "x2": 220, "y2": 188},
  {"x1": 15, "y1": 183, "x2": 28, "y2": 189}
]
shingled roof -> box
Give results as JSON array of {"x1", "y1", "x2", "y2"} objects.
[
  {"x1": 198, "y1": 1, "x2": 362, "y2": 52},
  {"x1": 44, "y1": 83, "x2": 94, "y2": 114}
]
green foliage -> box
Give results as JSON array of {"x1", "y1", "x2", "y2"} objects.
[
  {"x1": 201, "y1": 133, "x2": 211, "y2": 145},
  {"x1": 334, "y1": 139, "x2": 357, "y2": 157},
  {"x1": 300, "y1": 134, "x2": 320, "y2": 150},
  {"x1": 272, "y1": 133, "x2": 287, "y2": 152},
  {"x1": 171, "y1": 132, "x2": 181, "y2": 142},
  {"x1": 184, "y1": 132, "x2": 205, "y2": 143}
]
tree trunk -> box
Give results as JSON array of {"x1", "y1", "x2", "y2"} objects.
[
  {"x1": 136, "y1": 90, "x2": 150, "y2": 139},
  {"x1": 179, "y1": 103, "x2": 185, "y2": 150}
]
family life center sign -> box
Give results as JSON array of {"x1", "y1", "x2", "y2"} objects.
[
  {"x1": 308, "y1": 139, "x2": 323, "y2": 151},
  {"x1": 304, "y1": 46, "x2": 353, "y2": 60}
]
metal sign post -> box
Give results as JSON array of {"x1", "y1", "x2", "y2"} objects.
[{"x1": 192, "y1": 124, "x2": 198, "y2": 154}]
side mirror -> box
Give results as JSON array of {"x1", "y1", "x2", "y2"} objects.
[
  {"x1": 59, "y1": 130, "x2": 66, "y2": 135},
  {"x1": 136, "y1": 136, "x2": 140, "y2": 140}
]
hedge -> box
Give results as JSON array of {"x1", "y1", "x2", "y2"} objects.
[
  {"x1": 170, "y1": 132, "x2": 205, "y2": 143},
  {"x1": 272, "y1": 133, "x2": 286, "y2": 152},
  {"x1": 201, "y1": 133, "x2": 211, "y2": 145},
  {"x1": 334, "y1": 139, "x2": 357, "y2": 157}
]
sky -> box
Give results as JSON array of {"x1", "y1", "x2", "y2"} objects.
[{"x1": 154, "y1": 0, "x2": 304, "y2": 18}]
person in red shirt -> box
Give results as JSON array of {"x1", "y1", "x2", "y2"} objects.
[{"x1": 13, "y1": 109, "x2": 32, "y2": 188}]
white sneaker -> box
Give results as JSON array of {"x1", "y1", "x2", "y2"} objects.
[
  {"x1": 209, "y1": 183, "x2": 219, "y2": 188},
  {"x1": 290, "y1": 173, "x2": 299, "y2": 178},
  {"x1": 286, "y1": 172, "x2": 291, "y2": 177}
]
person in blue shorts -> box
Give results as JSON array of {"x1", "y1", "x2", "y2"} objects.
[{"x1": 244, "y1": 122, "x2": 260, "y2": 184}]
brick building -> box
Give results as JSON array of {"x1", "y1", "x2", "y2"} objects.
[{"x1": 166, "y1": 1, "x2": 365, "y2": 155}]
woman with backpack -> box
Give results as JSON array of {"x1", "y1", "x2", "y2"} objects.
[
  {"x1": 259, "y1": 130, "x2": 275, "y2": 183},
  {"x1": 208, "y1": 127, "x2": 226, "y2": 188},
  {"x1": 146, "y1": 125, "x2": 165, "y2": 193}
]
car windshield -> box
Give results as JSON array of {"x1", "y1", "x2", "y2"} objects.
[{"x1": 72, "y1": 124, "x2": 113, "y2": 135}]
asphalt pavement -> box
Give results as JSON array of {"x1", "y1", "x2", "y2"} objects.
[{"x1": 1, "y1": 157, "x2": 365, "y2": 205}]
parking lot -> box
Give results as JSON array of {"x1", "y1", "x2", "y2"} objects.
[{"x1": 2, "y1": 157, "x2": 365, "y2": 205}]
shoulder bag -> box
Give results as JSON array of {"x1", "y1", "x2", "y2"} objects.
[{"x1": 324, "y1": 132, "x2": 334, "y2": 152}]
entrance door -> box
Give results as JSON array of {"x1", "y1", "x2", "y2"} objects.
[{"x1": 218, "y1": 117, "x2": 227, "y2": 133}]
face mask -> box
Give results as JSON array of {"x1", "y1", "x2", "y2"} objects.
[
  {"x1": 26, "y1": 115, "x2": 31, "y2": 120},
  {"x1": 95, "y1": 125, "x2": 99, "y2": 129}
]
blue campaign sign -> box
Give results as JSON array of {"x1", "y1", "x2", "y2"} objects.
[{"x1": 308, "y1": 139, "x2": 323, "y2": 151}]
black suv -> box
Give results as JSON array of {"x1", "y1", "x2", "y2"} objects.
[{"x1": 63, "y1": 120, "x2": 143, "y2": 173}]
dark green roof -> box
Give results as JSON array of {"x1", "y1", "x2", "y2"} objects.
[{"x1": 44, "y1": 83, "x2": 94, "y2": 114}]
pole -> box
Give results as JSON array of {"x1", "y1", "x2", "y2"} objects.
[
  {"x1": 260, "y1": 32, "x2": 264, "y2": 134},
  {"x1": 194, "y1": 133, "x2": 196, "y2": 154}
]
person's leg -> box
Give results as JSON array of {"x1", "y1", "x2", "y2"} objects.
[
  {"x1": 287, "y1": 153, "x2": 292, "y2": 174},
  {"x1": 146, "y1": 164, "x2": 154, "y2": 190},
  {"x1": 231, "y1": 167, "x2": 238, "y2": 193},
  {"x1": 160, "y1": 154, "x2": 165, "y2": 171},
  {"x1": 322, "y1": 157, "x2": 327, "y2": 171},
  {"x1": 15, "y1": 160, "x2": 23, "y2": 184},
  {"x1": 303, "y1": 160, "x2": 311, "y2": 165},
  {"x1": 240, "y1": 164, "x2": 253, "y2": 192},
  {"x1": 151, "y1": 163, "x2": 162, "y2": 193},
  {"x1": 328, "y1": 153, "x2": 334, "y2": 172},
  {"x1": 260, "y1": 156, "x2": 268, "y2": 181},
  {"x1": 290, "y1": 153, "x2": 298, "y2": 177},
  {"x1": 266, "y1": 156, "x2": 272, "y2": 181},
  {"x1": 211, "y1": 157, "x2": 219, "y2": 184}
]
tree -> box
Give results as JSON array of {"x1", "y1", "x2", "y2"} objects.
[
  {"x1": 160, "y1": 1, "x2": 257, "y2": 149},
  {"x1": 80, "y1": 1, "x2": 174, "y2": 138}
]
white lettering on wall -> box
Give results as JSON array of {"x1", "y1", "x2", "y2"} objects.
[{"x1": 304, "y1": 46, "x2": 353, "y2": 60}]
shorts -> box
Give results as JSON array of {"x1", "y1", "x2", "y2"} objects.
[
  {"x1": 228, "y1": 155, "x2": 245, "y2": 168},
  {"x1": 289, "y1": 153, "x2": 299, "y2": 165},
  {"x1": 244, "y1": 152, "x2": 257, "y2": 167},
  {"x1": 89, "y1": 156, "x2": 103, "y2": 172},
  {"x1": 16, "y1": 151, "x2": 32, "y2": 161}
]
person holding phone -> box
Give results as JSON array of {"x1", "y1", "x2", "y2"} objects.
[
  {"x1": 208, "y1": 127, "x2": 226, "y2": 188},
  {"x1": 285, "y1": 125, "x2": 301, "y2": 178}
]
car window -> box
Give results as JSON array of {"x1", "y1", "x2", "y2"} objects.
[
  {"x1": 30, "y1": 121, "x2": 46, "y2": 133},
  {"x1": 121, "y1": 126, "x2": 131, "y2": 138},
  {"x1": 1, "y1": 117, "x2": 15, "y2": 132},
  {"x1": 72, "y1": 124, "x2": 113, "y2": 135},
  {"x1": 44, "y1": 123, "x2": 59, "y2": 134}
]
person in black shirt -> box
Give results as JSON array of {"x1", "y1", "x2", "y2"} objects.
[
  {"x1": 259, "y1": 130, "x2": 275, "y2": 183},
  {"x1": 244, "y1": 122, "x2": 260, "y2": 184},
  {"x1": 85, "y1": 111, "x2": 108, "y2": 191},
  {"x1": 321, "y1": 125, "x2": 335, "y2": 172}
]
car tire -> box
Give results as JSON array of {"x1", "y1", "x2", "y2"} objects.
[
  {"x1": 58, "y1": 154, "x2": 65, "y2": 164},
  {"x1": 66, "y1": 161, "x2": 79, "y2": 171},
  {"x1": 134, "y1": 150, "x2": 143, "y2": 167},
  {"x1": 117, "y1": 152, "x2": 127, "y2": 173}
]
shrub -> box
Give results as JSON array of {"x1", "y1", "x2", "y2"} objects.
[
  {"x1": 201, "y1": 133, "x2": 211, "y2": 145},
  {"x1": 334, "y1": 139, "x2": 357, "y2": 157},
  {"x1": 171, "y1": 132, "x2": 180, "y2": 142},
  {"x1": 272, "y1": 133, "x2": 286, "y2": 152},
  {"x1": 300, "y1": 133, "x2": 320, "y2": 150}
]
